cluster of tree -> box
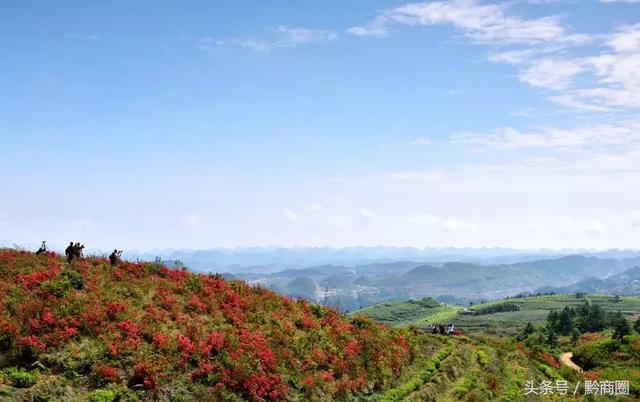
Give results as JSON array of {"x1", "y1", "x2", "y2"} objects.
[
  {"x1": 519, "y1": 302, "x2": 640, "y2": 347},
  {"x1": 464, "y1": 303, "x2": 520, "y2": 315},
  {"x1": 508, "y1": 291, "x2": 556, "y2": 299}
]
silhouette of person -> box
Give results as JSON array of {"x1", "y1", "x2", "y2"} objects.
[
  {"x1": 109, "y1": 249, "x2": 121, "y2": 267},
  {"x1": 35, "y1": 241, "x2": 47, "y2": 255},
  {"x1": 73, "y1": 242, "x2": 84, "y2": 260},
  {"x1": 65, "y1": 242, "x2": 75, "y2": 263}
]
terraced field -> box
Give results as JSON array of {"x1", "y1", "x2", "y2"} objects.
[
  {"x1": 370, "y1": 334, "x2": 591, "y2": 402},
  {"x1": 356, "y1": 295, "x2": 640, "y2": 400},
  {"x1": 411, "y1": 307, "x2": 463, "y2": 328},
  {"x1": 349, "y1": 297, "x2": 447, "y2": 327}
]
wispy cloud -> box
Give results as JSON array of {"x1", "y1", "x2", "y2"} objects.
[
  {"x1": 410, "y1": 138, "x2": 432, "y2": 145},
  {"x1": 282, "y1": 208, "x2": 303, "y2": 223},
  {"x1": 452, "y1": 120, "x2": 640, "y2": 151},
  {"x1": 202, "y1": 25, "x2": 337, "y2": 53},
  {"x1": 518, "y1": 58, "x2": 584, "y2": 90},
  {"x1": 510, "y1": 107, "x2": 535, "y2": 117},
  {"x1": 64, "y1": 34, "x2": 100, "y2": 41},
  {"x1": 349, "y1": 1, "x2": 640, "y2": 113},
  {"x1": 347, "y1": 0, "x2": 587, "y2": 45}
]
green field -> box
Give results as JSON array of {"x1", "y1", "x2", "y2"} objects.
[
  {"x1": 350, "y1": 297, "x2": 462, "y2": 327},
  {"x1": 354, "y1": 294, "x2": 640, "y2": 336},
  {"x1": 454, "y1": 294, "x2": 640, "y2": 335}
]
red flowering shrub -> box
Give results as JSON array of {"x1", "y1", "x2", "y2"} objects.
[
  {"x1": 106, "y1": 302, "x2": 126, "y2": 319},
  {"x1": 152, "y1": 332, "x2": 170, "y2": 350},
  {"x1": 0, "y1": 249, "x2": 416, "y2": 401},
  {"x1": 95, "y1": 364, "x2": 119, "y2": 382}
]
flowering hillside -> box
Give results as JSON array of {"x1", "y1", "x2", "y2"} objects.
[{"x1": 0, "y1": 250, "x2": 415, "y2": 401}]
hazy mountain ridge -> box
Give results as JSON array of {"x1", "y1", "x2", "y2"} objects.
[
  {"x1": 537, "y1": 265, "x2": 640, "y2": 295},
  {"x1": 232, "y1": 255, "x2": 640, "y2": 310},
  {"x1": 121, "y1": 247, "x2": 640, "y2": 273}
]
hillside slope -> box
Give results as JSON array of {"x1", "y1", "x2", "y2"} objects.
[{"x1": 0, "y1": 250, "x2": 414, "y2": 401}]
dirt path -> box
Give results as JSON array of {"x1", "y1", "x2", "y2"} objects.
[{"x1": 560, "y1": 352, "x2": 583, "y2": 373}]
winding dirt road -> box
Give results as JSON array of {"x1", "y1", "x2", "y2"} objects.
[{"x1": 560, "y1": 352, "x2": 583, "y2": 373}]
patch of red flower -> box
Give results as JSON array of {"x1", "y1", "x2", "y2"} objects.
[
  {"x1": 96, "y1": 364, "x2": 119, "y2": 382},
  {"x1": 0, "y1": 249, "x2": 416, "y2": 401}
]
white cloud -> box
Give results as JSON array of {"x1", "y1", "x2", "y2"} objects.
[
  {"x1": 282, "y1": 208, "x2": 302, "y2": 223},
  {"x1": 607, "y1": 23, "x2": 640, "y2": 53},
  {"x1": 410, "y1": 138, "x2": 432, "y2": 145},
  {"x1": 453, "y1": 120, "x2": 640, "y2": 151},
  {"x1": 349, "y1": 0, "x2": 635, "y2": 114},
  {"x1": 357, "y1": 208, "x2": 374, "y2": 220},
  {"x1": 529, "y1": 25, "x2": 640, "y2": 111},
  {"x1": 587, "y1": 220, "x2": 607, "y2": 234},
  {"x1": 600, "y1": 0, "x2": 640, "y2": 3},
  {"x1": 348, "y1": 0, "x2": 583, "y2": 45},
  {"x1": 204, "y1": 25, "x2": 337, "y2": 53},
  {"x1": 272, "y1": 26, "x2": 338, "y2": 46},
  {"x1": 179, "y1": 213, "x2": 201, "y2": 227},
  {"x1": 488, "y1": 49, "x2": 535, "y2": 65},
  {"x1": 546, "y1": 95, "x2": 614, "y2": 112},
  {"x1": 347, "y1": 23, "x2": 389, "y2": 36},
  {"x1": 518, "y1": 58, "x2": 584, "y2": 90}
]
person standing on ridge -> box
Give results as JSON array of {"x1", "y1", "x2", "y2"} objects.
[
  {"x1": 35, "y1": 241, "x2": 47, "y2": 255},
  {"x1": 65, "y1": 242, "x2": 75, "y2": 263},
  {"x1": 73, "y1": 243, "x2": 85, "y2": 260},
  {"x1": 109, "y1": 249, "x2": 122, "y2": 267}
]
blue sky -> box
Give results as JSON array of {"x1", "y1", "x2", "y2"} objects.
[{"x1": 1, "y1": 0, "x2": 640, "y2": 250}]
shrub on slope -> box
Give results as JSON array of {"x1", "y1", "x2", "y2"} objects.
[{"x1": 0, "y1": 250, "x2": 414, "y2": 401}]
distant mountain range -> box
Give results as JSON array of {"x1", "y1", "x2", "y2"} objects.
[
  {"x1": 5, "y1": 242, "x2": 640, "y2": 272},
  {"x1": 126, "y1": 246, "x2": 640, "y2": 273},
  {"x1": 230, "y1": 255, "x2": 640, "y2": 311},
  {"x1": 537, "y1": 266, "x2": 640, "y2": 295},
  {"x1": 5, "y1": 243, "x2": 640, "y2": 310}
]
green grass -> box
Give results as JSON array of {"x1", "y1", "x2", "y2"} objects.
[
  {"x1": 1, "y1": 368, "x2": 38, "y2": 388},
  {"x1": 350, "y1": 297, "x2": 442, "y2": 327},
  {"x1": 411, "y1": 306, "x2": 462, "y2": 327}
]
